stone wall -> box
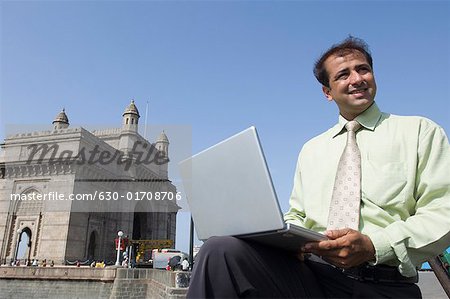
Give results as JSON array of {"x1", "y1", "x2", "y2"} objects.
[
  {"x1": 0, "y1": 279, "x2": 113, "y2": 299},
  {"x1": 111, "y1": 268, "x2": 189, "y2": 299},
  {"x1": 0, "y1": 266, "x2": 189, "y2": 299}
]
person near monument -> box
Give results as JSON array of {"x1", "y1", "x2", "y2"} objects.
[
  {"x1": 186, "y1": 37, "x2": 450, "y2": 298},
  {"x1": 122, "y1": 257, "x2": 129, "y2": 268},
  {"x1": 181, "y1": 258, "x2": 190, "y2": 271}
]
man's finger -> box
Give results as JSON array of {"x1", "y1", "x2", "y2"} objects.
[
  {"x1": 325, "y1": 228, "x2": 352, "y2": 239},
  {"x1": 304, "y1": 239, "x2": 341, "y2": 251}
]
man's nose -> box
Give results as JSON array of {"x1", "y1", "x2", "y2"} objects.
[{"x1": 349, "y1": 71, "x2": 364, "y2": 85}]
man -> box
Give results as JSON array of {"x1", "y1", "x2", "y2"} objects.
[{"x1": 187, "y1": 37, "x2": 450, "y2": 298}]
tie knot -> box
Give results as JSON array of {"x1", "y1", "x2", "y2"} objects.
[{"x1": 345, "y1": 121, "x2": 361, "y2": 133}]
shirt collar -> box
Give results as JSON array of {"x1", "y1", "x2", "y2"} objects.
[{"x1": 331, "y1": 102, "x2": 382, "y2": 138}]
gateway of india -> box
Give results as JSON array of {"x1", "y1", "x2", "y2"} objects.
[{"x1": 0, "y1": 100, "x2": 179, "y2": 264}]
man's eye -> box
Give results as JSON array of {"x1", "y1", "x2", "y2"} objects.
[
  {"x1": 358, "y1": 67, "x2": 371, "y2": 74},
  {"x1": 337, "y1": 74, "x2": 348, "y2": 80}
]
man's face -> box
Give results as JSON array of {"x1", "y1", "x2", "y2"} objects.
[{"x1": 322, "y1": 51, "x2": 377, "y2": 120}]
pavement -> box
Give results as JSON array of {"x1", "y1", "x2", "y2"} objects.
[{"x1": 418, "y1": 271, "x2": 448, "y2": 299}]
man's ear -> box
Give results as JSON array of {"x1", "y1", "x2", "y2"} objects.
[{"x1": 322, "y1": 86, "x2": 333, "y2": 102}]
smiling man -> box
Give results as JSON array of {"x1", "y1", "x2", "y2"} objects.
[
  {"x1": 322, "y1": 51, "x2": 376, "y2": 120},
  {"x1": 187, "y1": 37, "x2": 450, "y2": 298}
]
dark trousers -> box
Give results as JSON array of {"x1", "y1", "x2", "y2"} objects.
[{"x1": 187, "y1": 236, "x2": 422, "y2": 298}]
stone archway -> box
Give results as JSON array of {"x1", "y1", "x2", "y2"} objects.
[
  {"x1": 6, "y1": 187, "x2": 43, "y2": 263},
  {"x1": 87, "y1": 231, "x2": 99, "y2": 261},
  {"x1": 132, "y1": 213, "x2": 142, "y2": 240},
  {"x1": 133, "y1": 202, "x2": 153, "y2": 240},
  {"x1": 17, "y1": 227, "x2": 32, "y2": 261}
]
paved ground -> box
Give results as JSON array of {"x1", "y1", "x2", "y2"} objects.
[{"x1": 418, "y1": 271, "x2": 447, "y2": 299}]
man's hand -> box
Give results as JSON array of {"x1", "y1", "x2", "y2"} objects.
[{"x1": 302, "y1": 229, "x2": 375, "y2": 268}]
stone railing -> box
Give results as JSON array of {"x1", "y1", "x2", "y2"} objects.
[
  {"x1": 0, "y1": 266, "x2": 190, "y2": 299},
  {"x1": 111, "y1": 268, "x2": 190, "y2": 299},
  {"x1": 0, "y1": 265, "x2": 116, "y2": 281}
]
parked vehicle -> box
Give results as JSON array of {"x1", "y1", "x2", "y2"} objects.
[{"x1": 152, "y1": 249, "x2": 188, "y2": 269}]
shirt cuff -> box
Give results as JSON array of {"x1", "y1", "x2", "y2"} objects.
[{"x1": 367, "y1": 229, "x2": 396, "y2": 265}]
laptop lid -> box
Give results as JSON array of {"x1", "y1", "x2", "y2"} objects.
[{"x1": 179, "y1": 127, "x2": 286, "y2": 240}]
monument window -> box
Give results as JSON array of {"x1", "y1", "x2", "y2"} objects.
[{"x1": 17, "y1": 228, "x2": 32, "y2": 261}]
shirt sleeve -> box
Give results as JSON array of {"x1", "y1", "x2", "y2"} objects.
[
  {"x1": 369, "y1": 122, "x2": 450, "y2": 277},
  {"x1": 284, "y1": 151, "x2": 307, "y2": 227}
]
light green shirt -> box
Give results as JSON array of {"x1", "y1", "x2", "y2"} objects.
[{"x1": 284, "y1": 102, "x2": 450, "y2": 277}]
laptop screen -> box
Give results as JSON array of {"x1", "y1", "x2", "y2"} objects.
[{"x1": 179, "y1": 127, "x2": 286, "y2": 240}]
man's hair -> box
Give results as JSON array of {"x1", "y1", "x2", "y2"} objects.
[{"x1": 313, "y1": 36, "x2": 373, "y2": 88}]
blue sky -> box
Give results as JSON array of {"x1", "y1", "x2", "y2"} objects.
[{"x1": 1, "y1": 0, "x2": 449, "y2": 256}]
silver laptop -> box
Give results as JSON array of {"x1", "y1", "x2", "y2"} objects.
[{"x1": 179, "y1": 127, "x2": 326, "y2": 251}]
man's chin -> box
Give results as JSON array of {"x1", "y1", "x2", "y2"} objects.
[
  {"x1": 350, "y1": 93, "x2": 371, "y2": 100},
  {"x1": 352, "y1": 97, "x2": 374, "y2": 105}
]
